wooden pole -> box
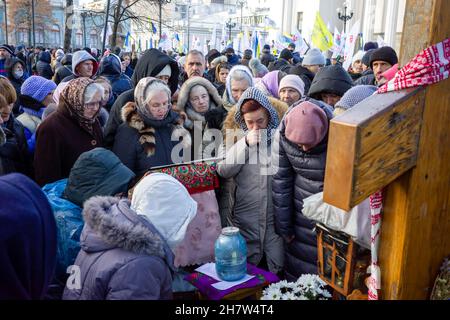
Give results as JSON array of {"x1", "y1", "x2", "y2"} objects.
[{"x1": 379, "y1": 0, "x2": 450, "y2": 300}]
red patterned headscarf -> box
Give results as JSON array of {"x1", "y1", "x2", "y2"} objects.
[
  {"x1": 378, "y1": 37, "x2": 450, "y2": 93},
  {"x1": 60, "y1": 77, "x2": 101, "y2": 135}
]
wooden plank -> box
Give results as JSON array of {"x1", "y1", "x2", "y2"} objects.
[
  {"x1": 324, "y1": 89, "x2": 424, "y2": 211},
  {"x1": 379, "y1": 0, "x2": 450, "y2": 300}
]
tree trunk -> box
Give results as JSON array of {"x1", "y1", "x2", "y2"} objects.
[
  {"x1": 111, "y1": 0, "x2": 123, "y2": 48},
  {"x1": 64, "y1": 0, "x2": 73, "y2": 51}
]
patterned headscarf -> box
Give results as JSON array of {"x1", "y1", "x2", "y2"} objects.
[
  {"x1": 60, "y1": 77, "x2": 100, "y2": 135},
  {"x1": 134, "y1": 77, "x2": 171, "y2": 121}
]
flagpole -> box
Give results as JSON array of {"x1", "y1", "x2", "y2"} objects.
[{"x1": 102, "y1": 0, "x2": 111, "y2": 53}]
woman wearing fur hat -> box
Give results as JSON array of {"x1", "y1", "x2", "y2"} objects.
[
  {"x1": 112, "y1": 77, "x2": 191, "y2": 179},
  {"x1": 34, "y1": 78, "x2": 105, "y2": 186},
  {"x1": 176, "y1": 76, "x2": 227, "y2": 161},
  {"x1": 272, "y1": 99, "x2": 334, "y2": 281},
  {"x1": 63, "y1": 173, "x2": 197, "y2": 300},
  {"x1": 217, "y1": 87, "x2": 284, "y2": 275}
]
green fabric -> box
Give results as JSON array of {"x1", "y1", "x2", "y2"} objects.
[{"x1": 64, "y1": 148, "x2": 135, "y2": 207}]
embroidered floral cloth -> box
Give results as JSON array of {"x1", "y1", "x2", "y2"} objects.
[
  {"x1": 147, "y1": 162, "x2": 219, "y2": 195},
  {"x1": 185, "y1": 263, "x2": 280, "y2": 300},
  {"x1": 378, "y1": 37, "x2": 450, "y2": 93}
]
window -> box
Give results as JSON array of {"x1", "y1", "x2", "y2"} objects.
[
  {"x1": 76, "y1": 30, "x2": 83, "y2": 47},
  {"x1": 297, "y1": 12, "x2": 303, "y2": 34},
  {"x1": 36, "y1": 29, "x2": 45, "y2": 45},
  {"x1": 51, "y1": 25, "x2": 61, "y2": 46},
  {"x1": 90, "y1": 30, "x2": 99, "y2": 48}
]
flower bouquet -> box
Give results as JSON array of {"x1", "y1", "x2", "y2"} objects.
[{"x1": 261, "y1": 274, "x2": 332, "y2": 300}]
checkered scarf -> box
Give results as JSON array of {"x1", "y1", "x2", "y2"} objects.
[{"x1": 378, "y1": 37, "x2": 450, "y2": 93}]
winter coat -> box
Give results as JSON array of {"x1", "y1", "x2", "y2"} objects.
[
  {"x1": 354, "y1": 69, "x2": 376, "y2": 86},
  {"x1": 53, "y1": 54, "x2": 72, "y2": 85},
  {"x1": 0, "y1": 116, "x2": 31, "y2": 177},
  {"x1": 227, "y1": 54, "x2": 240, "y2": 67},
  {"x1": 271, "y1": 98, "x2": 333, "y2": 281},
  {"x1": 308, "y1": 65, "x2": 354, "y2": 100},
  {"x1": 124, "y1": 65, "x2": 134, "y2": 78},
  {"x1": 98, "y1": 54, "x2": 133, "y2": 105},
  {"x1": 5, "y1": 57, "x2": 27, "y2": 115},
  {"x1": 288, "y1": 64, "x2": 316, "y2": 95},
  {"x1": 103, "y1": 49, "x2": 180, "y2": 148},
  {"x1": 268, "y1": 58, "x2": 291, "y2": 73},
  {"x1": 36, "y1": 52, "x2": 54, "y2": 80},
  {"x1": 43, "y1": 148, "x2": 135, "y2": 286},
  {"x1": 292, "y1": 52, "x2": 302, "y2": 65},
  {"x1": 112, "y1": 103, "x2": 191, "y2": 179},
  {"x1": 176, "y1": 76, "x2": 227, "y2": 160},
  {"x1": 34, "y1": 105, "x2": 104, "y2": 186},
  {"x1": 63, "y1": 196, "x2": 175, "y2": 300},
  {"x1": 0, "y1": 173, "x2": 57, "y2": 300},
  {"x1": 217, "y1": 89, "x2": 284, "y2": 274},
  {"x1": 260, "y1": 52, "x2": 275, "y2": 68},
  {"x1": 61, "y1": 50, "x2": 99, "y2": 83}
]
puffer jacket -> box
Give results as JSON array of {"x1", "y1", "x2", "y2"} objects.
[
  {"x1": 354, "y1": 69, "x2": 376, "y2": 86},
  {"x1": 271, "y1": 98, "x2": 333, "y2": 281},
  {"x1": 217, "y1": 87, "x2": 284, "y2": 274},
  {"x1": 308, "y1": 65, "x2": 354, "y2": 99},
  {"x1": 62, "y1": 196, "x2": 175, "y2": 300},
  {"x1": 98, "y1": 54, "x2": 133, "y2": 105},
  {"x1": 36, "y1": 51, "x2": 54, "y2": 80}
]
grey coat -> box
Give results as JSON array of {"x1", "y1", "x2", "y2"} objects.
[{"x1": 63, "y1": 196, "x2": 175, "y2": 300}]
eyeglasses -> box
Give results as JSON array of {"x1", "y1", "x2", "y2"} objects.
[{"x1": 84, "y1": 102, "x2": 100, "y2": 110}]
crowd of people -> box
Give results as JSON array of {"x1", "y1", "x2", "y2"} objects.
[{"x1": 0, "y1": 40, "x2": 400, "y2": 300}]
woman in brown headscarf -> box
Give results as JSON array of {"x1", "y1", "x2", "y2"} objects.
[{"x1": 34, "y1": 77, "x2": 105, "y2": 186}]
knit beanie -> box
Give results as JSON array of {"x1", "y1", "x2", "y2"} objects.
[
  {"x1": 263, "y1": 44, "x2": 271, "y2": 53},
  {"x1": 364, "y1": 42, "x2": 379, "y2": 51},
  {"x1": 155, "y1": 64, "x2": 172, "y2": 78},
  {"x1": 206, "y1": 49, "x2": 221, "y2": 64},
  {"x1": 279, "y1": 48, "x2": 293, "y2": 61},
  {"x1": 352, "y1": 50, "x2": 365, "y2": 64},
  {"x1": 279, "y1": 75, "x2": 306, "y2": 97},
  {"x1": 370, "y1": 46, "x2": 398, "y2": 69},
  {"x1": 303, "y1": 48, "x2": 326, "y2": 66},
  {"x1": 335, "y1": 85, "x2": 378, "y2": 111},
  {"x1": 20, "y1": 76, "x2": 57, "y2": 103},
  {"x1": 0, "y1": 44, "x2": 14, "y2": 56},
  {"x1": 362, "y1": 49, "x2": 375, "y2": 67},
  {"x1": 248, "y1": 58, "x2": 269, "y2": 78},
  {"x1": 284, "y1": 101, "x2": 329, "y2": 150}
]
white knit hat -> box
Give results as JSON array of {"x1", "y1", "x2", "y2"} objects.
[{"x1": 278, "y1": 75, "x2": 305, "y2": 97}]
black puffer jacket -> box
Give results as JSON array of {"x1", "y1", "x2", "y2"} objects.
[
  {"x1": 288, "y1": 64, "x2": 315, "y2": 94},
  {"x1": 307, "y1": 65, "x2": 353, "y2": 99},
  {"x1": 0, "y1": 116, "x2": 31, "y2": 177},
  {"x1": 271, "y1": 98, "x2": 333, "y2": 281},
  {"x1": 36, "y1": 51, "x2": 54, "y2": 80},
  {"x1": 103, "y1": 49, "x2": 180, "y2": 148}
]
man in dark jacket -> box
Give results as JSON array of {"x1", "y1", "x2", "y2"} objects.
[
  {"x1": 367, "y1": 46, "x2": 398, "y2": 87},
  {"x1": 260, "y1": 44, "x2": 275, "y2": 68},
  {"x1": 53, "y1": 54, "x2": 72, "y2": 85},
  {"x1": 0, "y1": 173, "x2": 57, "y2": 300},
  {"x1": 288, "y1": 43, "x2": 301, "y2": 65},
  {"x1": 98, "y1": 53, "x2": 133, "y2": 106},
  {"x1": 269, "y1": 48, "x2": 293, "y2": 72},
  {"x1": 103, "y1": 48, "x2": 180, "y2": 148},
  {"x1": 308, "y1": 65, "x2": 354, "y2": 107},
  {"x1": 36, "y1": 51, "x2": 54, "y2": 80},
  {"x1": 272, "y1": 99, "x2": 333, "y2": 281}
]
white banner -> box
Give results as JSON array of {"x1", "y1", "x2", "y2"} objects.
[{"x1": 343, "y1": 20, "x2": 361, "y2": 71}]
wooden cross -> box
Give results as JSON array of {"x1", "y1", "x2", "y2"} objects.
[{"x1": 323, "y1": 0, "x2": 450, "y2": 300}]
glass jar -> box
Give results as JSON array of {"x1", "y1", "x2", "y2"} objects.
[{"x1": 214, "y1": 227, "x2": 247, "y2": 281}]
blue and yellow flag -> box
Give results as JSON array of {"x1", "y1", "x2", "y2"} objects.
[{"x1": 311, "y1": 12, "x2": 333, "y2": 51}]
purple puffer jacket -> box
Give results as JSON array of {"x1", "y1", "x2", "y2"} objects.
[{"x1": 63, "y1": 196, "x2": 175, "y2": 300}]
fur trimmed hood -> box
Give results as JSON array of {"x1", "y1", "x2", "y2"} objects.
[
  {"x1": 176, "y1": 76, "x2": 223, "y2": 114},
  {"x1": 81, "y1": 196, "x2": 170, "y2": 260},
  {"x1": 121, "y1": 102, "x2": 191, "y2": 156}
]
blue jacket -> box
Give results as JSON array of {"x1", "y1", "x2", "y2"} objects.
[
  {"x1": 0, "y1": 173, "x2": 57, "y2": 299},
  {"x1": 98, "y1": 54, "x2": 133, "y2": 110},
  {"x1": 42, "y1": 148, "x2": 135, "y2": 283}
]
